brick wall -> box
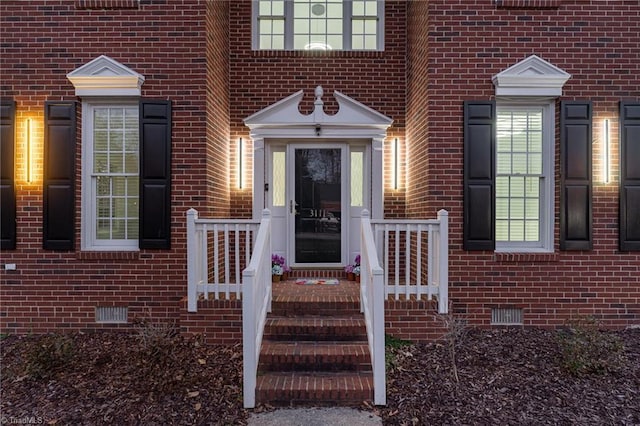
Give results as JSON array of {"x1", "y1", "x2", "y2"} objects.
[
  {"x1": 1, "y1": 0, "x2": 638, "y2": 341},
  {"x1": 414, "y1": 0, "x2": 640, "y2": 329},
  {"x1": 227, "y1": 0, "x2": 409, "y2": 219},
  {"x1": 0, "y1": 0, "x2": 213, "y2": 334}
]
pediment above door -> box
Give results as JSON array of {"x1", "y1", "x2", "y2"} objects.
[{"x1": 243, "y1": 86, "x2": 393, "y2": 139}]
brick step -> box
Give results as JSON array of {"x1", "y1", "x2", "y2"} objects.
[
  {"x1": 270, "y1": 299, "x2": 361, "y2": 317},
  {"x1": 256, "y1": 372, "x2": 374, "y2": 406},
  {"x1": 264, "y1": 316, "x2": 367, "y2": 341},
  {"x1": 259, "y1": 341, "x2": 371, "y2": 372}
]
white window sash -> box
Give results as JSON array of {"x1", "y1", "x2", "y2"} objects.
[
  {"x1": 252, "y1": 0, "x2": 384, "y2": 51},
  {"x1": 81, "y1": 101, "x2": 140, "y2": 251},
  {"x1": 495, "y1": 102, "x2": 554, "y2": 253}
]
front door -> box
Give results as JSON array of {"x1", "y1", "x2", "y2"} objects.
[
  {"x1": 291, "y1": 146, "x2": 345, "y2": 265},
  {"x1": 267, "y1": 142, "x2": 369, "y2": 268}
]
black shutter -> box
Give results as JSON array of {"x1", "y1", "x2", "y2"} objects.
[
  {"x1": 43, "y1": 101, "x2": 76, "y2": 250},
  {"x1": 619, "y1": 101, "x2": 640, "y2": 251},
  {"x1": 139, "y1": 100, "x2": 171, "y2": 249},
  {"x1": 560, "y1": 101, "x2": 593, "y2": 250},
  {"x1": 463, "y1": 101, "x2": 496, "y2": 250},
  {"x1": 0, "y1": 100, "x2": 17, "y2": 250}
]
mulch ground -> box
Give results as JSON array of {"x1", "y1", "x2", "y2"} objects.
[{"x1": 1, "y1": 327, "x2": 638, "y2": 425}]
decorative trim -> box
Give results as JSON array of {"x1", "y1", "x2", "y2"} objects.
[
  {"x1": 251, "y1": 50, "x2": 385, "y2": 59},
  {"x1": 495, "y1": 0, "x2": 561, "y2": 9},
  {"x1": 77, "y1": 251, "x2": 140, "y2": 260},
  {"x1": 67, "y1": 55, "x2": 145, "y2": 97},
  {"x1": 76, "y1": 0, "x2": 139, "y2": 9},
  {"x1": 492, "y1": 55, "x2": 570, "y2": 97},
  {"x1": 493, "y1": 252, "x2": 559, "y2": 263},
  {"x1": 244, "y1": 86, "x2": 393, "y2": 140}
]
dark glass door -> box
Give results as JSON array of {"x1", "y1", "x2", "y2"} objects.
[{"x1": 293, "y1": 148, "x2": 341, "y2": 263}]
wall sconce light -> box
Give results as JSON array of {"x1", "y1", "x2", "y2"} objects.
[
  {"x1": 25, "y1": 118, "x2": 33, "y2": 183},
  {"x1": 238, "y1": 137, "x2": 244, "y2": 189},
  {"x1": 602, "y1": 119, "x2": 610, "y2": 184},
  {"x1": 393, "y1": 137, "x2": 399, "y2": 190}
]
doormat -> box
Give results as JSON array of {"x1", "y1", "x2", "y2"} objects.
[{"x1": 295, "y1": 278, "x2": 339, "y2": 285}]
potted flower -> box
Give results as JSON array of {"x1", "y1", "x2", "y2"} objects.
[
  {"x1": 345, "y1": 254, "x2": 361, "y2": 281},
  {"x1": 271, "y1": 264, "x2": 283, "y2": 282},
  {"x1": 271, "y1": 254, "x2": 288, "y2": 282},
  {"x1": 344, "y1": 264, "x2": 355, "y2": 281}
]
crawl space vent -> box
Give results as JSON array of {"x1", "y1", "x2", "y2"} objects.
[
  {"x1": 491, "y1": 308, "x2": 523, "y2": 325},
  {"x1": 95, "y1": 306, "x2": 128, "y2": 324}
]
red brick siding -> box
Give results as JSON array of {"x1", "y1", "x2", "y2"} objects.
[
  {"x1": 416, "y1": 0, "x2": 640, "y2": 329},
  {"x1": 0, "y1": 0, "x2": 212, "y2": 334},
  {"x1": 206, "y1": 1, "x2": 231, "y2": 217},
  {"x1": 227, "y1": 0, "x2": 409, "y2": 219}
]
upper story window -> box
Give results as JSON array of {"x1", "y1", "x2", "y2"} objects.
[{"x1": 253, "y1": 0, "x2": 384, "y2": 51}]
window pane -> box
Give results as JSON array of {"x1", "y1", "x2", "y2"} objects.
[
  {"x1": 272, "y1": 151, "x2": 285, "y2": 207},
  {"x1": 497, "y1": 152, "x2": 511, "y2": 174},
  {"x1": 496, "y1": 198, "x2": 509, "y2": 219},
  {"x1": 112, "y1": 219, "x2": 126, "y2": 239},
  {"x1": 127, "y1": 219, "x2": 139, "y2": 240},
  {"x1": 351, "y1": 151, "x2": 363, "y2": 207},
  {"x1": 496, "y1": 176, "x2": 509, "y2": 197},
  {"x1": 94, "y1": 152, "x2": 108, "y2": 173},
  {"x1": 528, "y1": 153, "x2": 542, "y2": 174},
  {"x1": 525, "y1": 220, "x2": 539, "y2": 241},
  {"x1": 364, "y1": 35, "x2": 376, "y2": 49},
  {"x1": 110, "y1": 153, "x2": 124, "y2": 173},
  {"x1": 113, "y1": 177, "x2": 126, "y2": 196}
]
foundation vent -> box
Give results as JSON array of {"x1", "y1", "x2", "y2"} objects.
[
  {"x1": 491, "y1": 307, "x2": 523, "y2": 325},
  {"x1": 95, "y1": 306, "x2": 128, "y2": 324}
]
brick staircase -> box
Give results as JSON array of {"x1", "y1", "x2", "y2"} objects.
[{"x1": 255, "y1": 279, "x2": 374, "y2": 406}]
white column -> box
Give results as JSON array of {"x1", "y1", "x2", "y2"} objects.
[
  {"x1": 371, "y1": 137, "x2": 384, "y2": 220},
  {"x1": 252, "y1": 137, "x2": 265, "y2": 220}
]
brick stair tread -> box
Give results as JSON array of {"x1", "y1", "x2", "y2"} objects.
[
  {"x1": 270, "y1": 299, "x2": 361, "y2": 316},
  {"x1": 264, "y1": 316, "x2": 367, "y2": 340},
  {"x1": 256, "y1": 371, "x2": 373, "y2": 405},
  {"x1": 259, "y1": 341, "x2": 371, "y2": 372}
]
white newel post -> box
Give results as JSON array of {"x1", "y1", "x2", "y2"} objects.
[
  {"x1": 242, "y1": 269, "x2": 256, "y2": 408},
  {"x1": 437, "y1": 209, "x2": 449, "y2": 314},
  {"x1": 372, "y1": 266, "x2": 386, "y2": 405},
  {"x1": 186, "y1": 208, "x2": 198, "y2": 313}
]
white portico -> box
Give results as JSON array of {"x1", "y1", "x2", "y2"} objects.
[{"x1": 244, "y1": 86, "x2": 393, "y2": 267}]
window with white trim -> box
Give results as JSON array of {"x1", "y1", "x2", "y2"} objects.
[
  {"x1": 82, "y1": 102, "x2": 139, "y2": 250},
  {"x1": 496, "y1": 102, "x2": 554, "y2": 252},
  {"x1": 254, "y1": 0, "x2": 384, "y2": 51}
]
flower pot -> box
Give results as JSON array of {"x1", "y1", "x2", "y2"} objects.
[
  {"x1": 355, "y1": 275, "x2": 360, "y2": 283},
  {"x1": 272, "y1": 274, "x2": 281, "y2": 283},
  {"x1": 347, "y1": 272, "x2": 355, "y2": 281}
]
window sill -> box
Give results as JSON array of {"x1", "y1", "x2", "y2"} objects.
[
  {"x1": 493, "y1": 252, "x2": 558, "y2": 263},
  {"x1": 77, "y1": 251, "x2": 140, "y2": 261}
]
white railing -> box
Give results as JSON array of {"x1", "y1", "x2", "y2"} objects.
[
  {"x1": 371, "y1": 209, "x2": 449, "y2": 314},
  {"x1": 360, "y1": 210, "x2": 386, "y2": 405},
  {"x1": 241, "y1": 209, "x2": 273, "y2": 409},
  {"x1": 186, "y1": 209, "x2": 260, "y2": 312}
]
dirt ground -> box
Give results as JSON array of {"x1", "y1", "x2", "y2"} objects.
[{"x1": 1, "y1": 326, "x2": 638, "y2": 425}]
